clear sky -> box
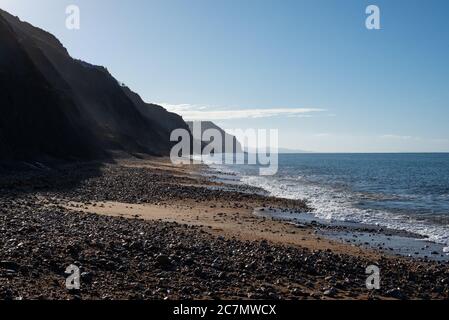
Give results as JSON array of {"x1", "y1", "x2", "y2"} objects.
[{"x1": 1, "y1": 0, "x2": 449, "y2": 152}]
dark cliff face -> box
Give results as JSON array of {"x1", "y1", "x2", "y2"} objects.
[
  {"x1": 121, "y1": 86, "x2": 190, "y2": 140},
  {"x1": 0, "y1": 13, "x2": 99, "y2": 161},
  {"x1": 0, "y1": 9, "x2": 190, "y2": 161}
]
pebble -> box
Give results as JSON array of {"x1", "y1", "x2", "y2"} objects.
[{"x1": 0, "y1": 162, "x2": 447, "y2": 300}]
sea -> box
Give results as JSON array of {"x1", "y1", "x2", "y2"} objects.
[{"x1": 203, "y1": 153, "x2": 449, "y2": 248}]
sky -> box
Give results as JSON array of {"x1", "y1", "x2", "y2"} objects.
[{"x1": 1, "y1": 0, "x2": 449, "y2": 152}]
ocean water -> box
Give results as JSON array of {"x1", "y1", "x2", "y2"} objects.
[{"x1": 206, "y1": 153, "x2": 449, "y2": 246}]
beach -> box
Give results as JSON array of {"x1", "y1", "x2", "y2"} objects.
[{"x1": 1, "y1": 158, "x2": 448, "y2": 300}]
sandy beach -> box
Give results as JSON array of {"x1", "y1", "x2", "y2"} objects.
[{"x1": 1, "y1": 157, "x2": 448, "y2": 300}]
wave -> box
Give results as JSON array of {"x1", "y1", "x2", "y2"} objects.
[{"x1": 240, "y1": 174, "x2": 449, "y2": 245}]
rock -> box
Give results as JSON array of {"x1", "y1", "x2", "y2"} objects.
[
  {"x1": 291, "y1": 288, "x2": 307, "y2": 297},
  {"x1": 81, "y1": 272, "x2": 93, "y2": 283},
  {"x1": 156, "y1": 254, "x2": 172, "y2": 269},
  {"x1": 217, "y1": 272, "x2": 227, "y2": 280},
  {"x1": 323, "y1": 287, "x2": 337, "y2": 297},
  {"x1": 184, "y1": 257, "x2": 194, "y2": 266},
  {"x1": 386, "y1": 288, "x2": 407, "y2": 300}
]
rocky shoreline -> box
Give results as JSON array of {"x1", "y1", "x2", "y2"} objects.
[{"x1": 1, "y1": 159, "x2": 448, "y2": 300}]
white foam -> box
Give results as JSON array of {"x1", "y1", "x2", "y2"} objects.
[{"x1": 240, "y1": 175, "x2": 449, "y2": 245}]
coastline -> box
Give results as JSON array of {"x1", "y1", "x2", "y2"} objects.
[
  {"x1": 1, "y1": 157, "x2": 448, "y2": 299},
  {"x1": 203, "y1": 157, "x2": 449, "y2": 261}
]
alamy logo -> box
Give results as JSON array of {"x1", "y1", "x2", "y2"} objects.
[
  {"x1": 66, "y1": 5, "x2": 80, "y2": 30},
  {"x1": 366, "y1": 5, "x2": 381, "y2": 30},
  {"x1": 170, "y1": 122, "x2": 279, "y2": 176},
  {"x1": 365, "y1": 265, "x2": 380, "y2": 290},
  {"x1": 65, "y1": 264, "x2": 80, "y2": 290}
]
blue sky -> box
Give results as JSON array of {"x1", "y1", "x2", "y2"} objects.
[{"x1": 1, "y1": 0, "x2": 449, "y2": 152}]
